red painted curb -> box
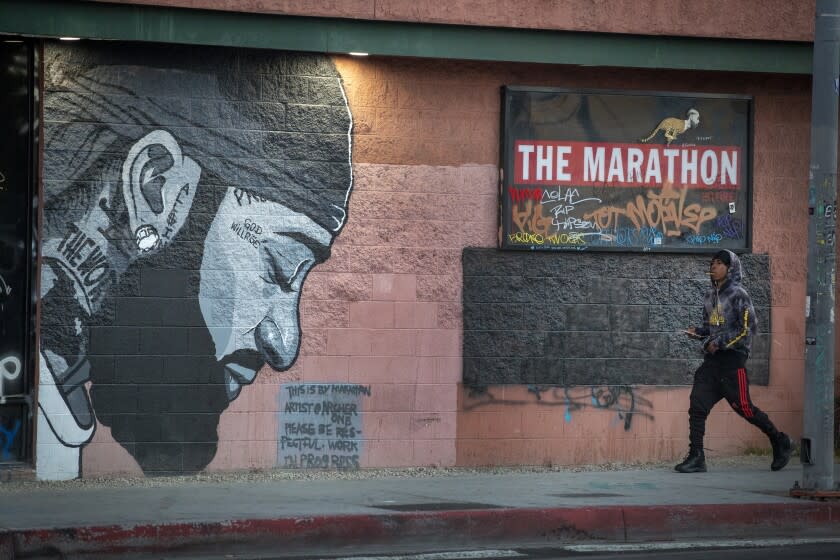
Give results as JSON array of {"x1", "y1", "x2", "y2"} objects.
[
  {"x1": 5, "y1": 503, "x2": 840, "y2": 557},
  {"x1": 621, "y1": 503, "x2": 839, "y2": 539}
]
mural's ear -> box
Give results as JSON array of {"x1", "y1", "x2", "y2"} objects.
[{"x1": 121, "y1": 130, "x2": 200, "y2": 253}]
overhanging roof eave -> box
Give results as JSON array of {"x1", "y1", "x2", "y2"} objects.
[{"x1": 0, "y1": 0, "x2": 813, "y2": 75}]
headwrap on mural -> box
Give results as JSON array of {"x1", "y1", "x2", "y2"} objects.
[{"x1": 44, "y1": 51, "x2": 353, "y2": 234}]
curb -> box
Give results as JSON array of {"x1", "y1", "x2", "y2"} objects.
[{"x1": 4, "y1": 503, "x2": 840, "y2": 558}]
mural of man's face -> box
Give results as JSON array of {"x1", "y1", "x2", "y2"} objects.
[
  {"x1": 38, "y1": 43, "x2": 353, "y2": 478},
  {"x1": 199, "y1": 187, "x2": 332, "y2": 401}
]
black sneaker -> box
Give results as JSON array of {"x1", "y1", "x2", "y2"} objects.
[
  {"x1": 771, "y1": 433, "x2": 793, "y2": 471},
  {"x1": 675, "y1": 449, "x2": 707, "y2": 473}
]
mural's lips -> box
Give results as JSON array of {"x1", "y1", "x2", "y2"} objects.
[
  {"x1": 221, "y1": 349, "x2": 265, "y2": 371},
  {"x1": 223, "y1": 364, "x2": 256, "y2": 401},
  {"x1": 221, "y1": 350, "x2": 263, "y2": 401}
]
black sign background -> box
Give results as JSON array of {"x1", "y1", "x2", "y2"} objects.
[{"x1": 500, "y1": 87, "x2": 752, "y2": 252}]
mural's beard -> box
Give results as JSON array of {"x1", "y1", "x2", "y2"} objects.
[{"x1": 88, "y1": 291, "x2": 230, "y2": 474}]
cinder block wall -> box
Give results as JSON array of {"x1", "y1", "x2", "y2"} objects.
[{"x1": 462, "y1": 250, "x2": 772, "y2": 387}]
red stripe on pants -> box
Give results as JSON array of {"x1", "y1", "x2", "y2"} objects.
[{"x1": 737, "y1": 368, "x2": 753, "y2": 418}]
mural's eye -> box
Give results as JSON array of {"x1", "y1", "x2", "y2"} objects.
[
  {"x1": 259, "y1": 236, "x2": 315, "y2": 293},
  {"x1": 260, "y1": 250, "x2": 294, "y2": 292}
]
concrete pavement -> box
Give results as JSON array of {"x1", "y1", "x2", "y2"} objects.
[{"x1": 1, "y1": 458, "x2": 839, "y2": 558}]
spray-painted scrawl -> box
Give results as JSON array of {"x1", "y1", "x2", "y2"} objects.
[{"x1": 38, "y1": 44, "x2": 353, "y2": 479}]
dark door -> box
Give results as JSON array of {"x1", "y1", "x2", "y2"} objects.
[{"x1": 0, "y1": 38, "x2": 37, "y2": 464}]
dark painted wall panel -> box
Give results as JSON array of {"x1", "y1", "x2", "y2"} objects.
[{"x1": 462, "y1": 248, "x2": 772, "y2": 387}]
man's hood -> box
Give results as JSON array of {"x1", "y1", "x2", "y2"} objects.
[{"x1": 713, "y1": 249, "x2": 743, "y2": 287}]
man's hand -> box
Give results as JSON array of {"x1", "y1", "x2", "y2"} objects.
[
  {"x1": 684, "y1": 327, "x2": 702, "y2": 339},
  {"x1": 706, "y1": 342, "x2": 718, "y2": 354}
]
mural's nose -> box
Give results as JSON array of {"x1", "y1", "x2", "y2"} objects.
[{"x1": 254, "y1": 314, "x2": 300, "y2": 371}]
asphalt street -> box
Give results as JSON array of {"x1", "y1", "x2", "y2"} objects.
[{"x1": 98, "y1": 539, "x2": 840, "y2": 560}]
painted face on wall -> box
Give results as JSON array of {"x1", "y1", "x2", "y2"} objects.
[
  {"x1": 37, "y1": 44, "x2": 353, "y2": 478},
  {"x1": 199, "y1": 188, "x2": 332, "y2": 401}
]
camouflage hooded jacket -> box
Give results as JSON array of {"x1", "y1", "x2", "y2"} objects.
[{"x1": 695, "y1": 250, "x2": 756, "y2": 357}]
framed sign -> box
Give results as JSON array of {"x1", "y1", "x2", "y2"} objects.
[{"x1": 500, "y1": 87, "x2": 752, "y2": 252}]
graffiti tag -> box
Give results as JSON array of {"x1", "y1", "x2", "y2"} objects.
[
  {"x1": 511, "y1": 199, "x2": 555, "y2": 236},
  {"x1": 507, "y1": 231, "x2": 585, "y2": 246},
  {"x1": 583, "y1": 186, "x2": 717, "y2": 236},
  {"x1": 0, "y1": 355, "x2": 22, "y2": 399},
  {"x1": 465, "y1": 385, "x2": 652, "y2": 432},
  {"x1": 714, "y1": 214, "x2": 745, "y2": 240},
  {"x1": 0, "y1": 419, "x2": 20, "y2": 460}
]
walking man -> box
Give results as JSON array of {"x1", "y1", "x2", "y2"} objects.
[{"x1": 676, "y1": 250, "x2": 793, "y2": 473}]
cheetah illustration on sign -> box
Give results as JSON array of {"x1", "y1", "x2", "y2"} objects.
[{"x1": 640, "y1": 108, "x2": 700, "y2": 145}]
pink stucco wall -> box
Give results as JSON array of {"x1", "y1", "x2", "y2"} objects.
[
  {"x1": 91, "y1": 0, "x2": 816, "y2": 42},
  {"x1": 333, "y1": 57, "x2": 809, "y2": 467}
]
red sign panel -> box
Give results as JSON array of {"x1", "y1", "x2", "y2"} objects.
[{"x1": 513, "y1": 141, "x2": 741, "y2": 190}]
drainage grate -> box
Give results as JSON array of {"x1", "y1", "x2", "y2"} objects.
[
  {"x1": 550, "y1": 492, "x2": 624, "y2": 498},
  {"x1": 371, "y1": 502, "x2": 504, "y2": 511}
]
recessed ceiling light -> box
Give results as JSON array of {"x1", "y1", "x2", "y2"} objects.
[
  {"x1": 59, "y1": 37, "x2": 81, "y2": 41},
  {"x1": 348, "y1": 52, "x2": 369, "y2": 57}
]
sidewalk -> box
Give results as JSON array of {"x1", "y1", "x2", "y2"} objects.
[{"x1": 1, "y1": 457, "x2": 839, "y2": 558}]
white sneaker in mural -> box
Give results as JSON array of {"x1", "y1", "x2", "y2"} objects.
[
  {"x1": 36, "y1": 349, "x2": 95, "y2": 480},
  {"x1": 38, "y1": 350, "x2": 95, "y2": 446},
  {"x1": 36, "y1": 263, "x2": 95, "y2": 478}
]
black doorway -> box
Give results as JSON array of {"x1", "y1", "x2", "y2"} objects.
[{"x1": 0, "y1": 38, "x2": 38, "y2": 465}]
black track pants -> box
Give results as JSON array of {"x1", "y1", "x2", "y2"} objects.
[{"x1": 688, "y1": 350, "x2": 779, "y2": 451}]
